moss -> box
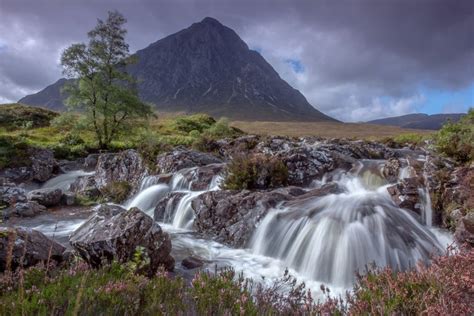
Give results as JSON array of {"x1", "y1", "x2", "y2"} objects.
[
  {"x1": 101, "y1": 181, "x2": 132, "y2": 203},
  {"x1": 222, "y1": 154, "x2": 288, "y2": 190}
]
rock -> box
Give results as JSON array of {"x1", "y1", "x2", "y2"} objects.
[
  {"x1": 387, "y1": 177, "x2": 422, "y2": 215},
  {"x1": 191, "y1": 189, "x2": 294, "y2": 247},
  {"x1": 383, "y1": 158, "x2": 401, "y2": 183},
  {"x1": 215, "y1": 135, "x2": 260, "y2": 159},
  {"x1": 94, "y1": 150, "x2": 147, "y2": 193},
  {"x1": 0, "y1": 227, "x2": 65, "y2": 272},
  {"x1": 83, "y1": 154, "x2": 100, "y2": 171},
  {"x1": 156, "y1": 148, "x2": 222, "y2": 173},
  {"x1": 154, "y1": 192, "x2": 187, "y2": 222},
  {"x1": 455, "y1": 212, "x2": 474, "y2": 246},
  {"x1": 8, "y1": 201, "x2": 46, "y2": 218},
  {"x1": 278, "y1": 146, "x2": 334, "y2": 186},
  {"x1": 27, "y1": 188, "x2": 62, "y2": 207},
  {"x1": 181, "y1": 256, "x2": 204, "y2": 269},
  {"x1": 70, "y1": 175, "x2": 100, "y2": 199},
  {"x1": 178, "y1": 163, "x2": 225, "y2": 191},
  {"x1": 70, "y1": 206, "x2": 174, "y2": 274},
  {"x1": 28, "y1": 148, "x2": 57, "y2": 182},
  {"x1": 0, "y1": 185, "x2": 28, "y2": 205},
  {"x1": 61, "y1": 193, "x2": 76, "y2": 206},
  {"x1": 283, "y1": 183, "x2": 342, "y2": 208}
]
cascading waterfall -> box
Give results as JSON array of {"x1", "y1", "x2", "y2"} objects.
[
  {"x1": 41, "y1": 170, "x2": 95, "y2": 191},
  {"x1": 125, "y1": 167, "x2": 222, "y2": 228},
  {"x1": 250, "y1": 164, "x2": 445, "y2": 287}
]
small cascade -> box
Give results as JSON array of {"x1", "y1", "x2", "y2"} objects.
[
  {"x1": 126, "y1": 184, "x2": 170, "y2": 216},
  {"x1": 139, "y1": 175, "x2": 160, "y2": 191},
  {"x1": 250, "y1": 166, "x2": 444, "y2": 287},
  {"x1": 41, "y1": 170, "x2": 95, "y2": 192}
]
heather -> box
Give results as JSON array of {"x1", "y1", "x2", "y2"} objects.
[{"x1": 0, "y1": 247, "x2": 472, "y2": 315}]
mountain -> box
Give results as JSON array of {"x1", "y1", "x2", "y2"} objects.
[
  {"x1": 19, "y1": 17, "x2": 335, "y2": 122},
  {"x1": 367, "y1": 113, "x2": 465, "y2": 130},
  {"x1": 19, "y1": 78, "x2": 72, "y2": 111}
]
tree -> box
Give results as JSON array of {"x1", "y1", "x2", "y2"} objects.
[{"x1": 61, "y1": 11, "x2": 151, "y2": 149}]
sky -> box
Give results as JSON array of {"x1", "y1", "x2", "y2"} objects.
[{"x1": 0, "y1": 0, "x2": 473, "y2": 122}]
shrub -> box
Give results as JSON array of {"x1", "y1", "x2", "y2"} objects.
[
  {"x1": 222, "y1": 154, "x2": 288, "y2": 190},
  {"x1": 173, "y1": 114, "x2": 216, "y2": 133},
  {"x1": 101, "y1": 181, "x2": 132, "y2": 203},
  {"x1": 393, "y1": 133, "x2": 425, "y2": 146},
  {"x1": 0, "y1": 135, "x2": 31, "y2": 169},
  {"x1": 0, "y1": 103, "x2": 58, "y2": 130},
  {"x1": 435, "y1": 108, "x2": 474, "y2": 163}
]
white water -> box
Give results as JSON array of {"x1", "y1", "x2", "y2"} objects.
[
  {"x1": 250, "y1": 170, "x2": 445, "y2": 287},
  {"x1": 41, "y1": 170, "x2": 95, "y2": 192}
]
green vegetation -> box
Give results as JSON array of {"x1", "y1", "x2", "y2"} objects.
[
  {"x1": 0, "y1": 135, "x2": 31, "y2": 169},
  {"x1": 0, "y1": 103, "x2": 58, "y2": 131},
  {"x1": 101, "y1": 181, "x2": 132, "y2": 203},
  {"x1": 61, "y1": 11, "x2": 151, "y2": 149},
  {"x1": 222, "y1": 154, "x2": 289, "y2": 190},
  {"x1": 435, "y1": 108, "x2": 473, "y2": 163},
  {"x1": 0, "y1": 247, "x2": 472, "y2": 315}
]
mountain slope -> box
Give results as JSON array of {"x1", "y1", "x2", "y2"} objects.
[
  {"x1": 19, "y1": 17, "x2": 334, "y2": 122},
  {"x1": 367, "y1": 113, "x2": 465, "y2": 130}
]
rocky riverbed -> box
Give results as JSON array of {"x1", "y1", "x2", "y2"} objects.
[{"x1": 1, "y1": 135, "x2": 472, "y2": 291}]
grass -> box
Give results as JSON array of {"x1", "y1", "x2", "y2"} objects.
[
  {"x1": 231, "y1": 120, "x2": 434, "y2": 140},
  {"x1": 0, "y1": 103, "x2": 58, "y2": 130}
]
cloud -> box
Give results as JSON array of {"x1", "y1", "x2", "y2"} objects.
[{"x1": 0, "y1": 0, "x2": 473, "y2": 121}]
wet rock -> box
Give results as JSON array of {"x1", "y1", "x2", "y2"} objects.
[
  {"x1": 0, "y1": 185, "x2": 28, "y2": 205},
  {"x1": 387, "y1": 177, "x2": 422, "y2": 215},
  {"x1": 191, "y1": 189, "x2": 294, "y2": 247},
  {"x1": 7, "y1": 201, "x2": 46, "y2": 218},
  {"x1": 283, "y1": 183, "x2": 342, "y2": 208},
  {"x1": 0, "y1": 167, "x2": 33, "y2": 184},
  {"x1": 215, "y1": 135, "x2": 260, "y2": 159},
  {"x1": 181, "y1": 256, "x2": 204, "y2": 269},
  {"x1": 70, "y1": 206, "x2": 174, "y2": 274},
  {"x1": 179, "y1": 164, "x2": 225, "y2": 191},
  {"x1": 62, "y1": 193, "x2": 76, "y2": 206},
  {"x1": 27, "y1": 188, "x2": 62, "y2": 207},
  {"x1": 383, "y1": 158, "x2": 401, "y2": 183},
  {"x1": 70, "y1": 175, "x2": 100, "y2": 199},
  {"x1": 94, "y1": 150, "x2": 146, "y2": 194},
  {"x1": 83, "y1": 154, "x2": 100, "y2": 171},
  {"x1": 0, "y1": 227, "x2": 65, "y2": 272},
  {"x1": 156, "y1": 148, "x2": 222, "y2": 173},
  {"x1": 29, "y1": 148, "x2": 57, "y2": 182},
  {"x1": 277, "y1": 146, "x2": 334, "y2": 186}
]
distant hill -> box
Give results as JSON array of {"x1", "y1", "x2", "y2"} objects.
[
  {"x1": 19, "y1": 17, "x2": 335, "y2": 122},
  {"x1": 367, "y1": 113, "x2": 465, "y2": 130}
]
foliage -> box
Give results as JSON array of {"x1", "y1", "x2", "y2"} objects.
[
  {"x1": 0, "y1": 103, "x2": 58, "y2": 130},
  {"x1": 101, "y1": 181, "x2": 132, "y2": 203},
  {"x1": 173, "y1": 114, "x2": 216, "y2": 133},
  {"x1": 222, "y1": 154, "x2": 289, "y2": 190},
  {"x1": 435, "y1": 108, "x2": 474, "y2": 163},
  {"x1": 392, "y1": 133, "x2": 426, "y2": 146},
  {"x1": 0, "y1": 135, "x2": 31, "y2": 169},
  {"x1": 347, "y1": 246, "x2": 474, "y2": 315},
  {"x1": 61, "y1": 11, "x2": 152, "y2": 149}
]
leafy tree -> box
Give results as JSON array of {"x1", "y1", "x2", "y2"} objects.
[{"x1": 61, "y1": 11, "x2": 151, "y2": 149}]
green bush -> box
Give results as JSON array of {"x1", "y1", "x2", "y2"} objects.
[
  {"x1": 393, "y1": 133, "x2": 425, "y2": 146},
  {"x1": 435, "y1": 109, "x2": 474, "y2": 163},
  {"x1": 101, "y1": 181, "x2": 132, "y2": 203},
  {"x1": 0, "y1": 135, "x2": 31, "y2": 169},
  {"x1": 173, "y1": 114, "x2": 216, "y2": 133},
  {"x1": 222, "y1": 154, "x2": 288, "y2": 190}
]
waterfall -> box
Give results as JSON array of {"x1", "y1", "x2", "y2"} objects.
[
  {"x1": 126, "y1": 184, "x2": 170, "y2": 216},
  {"x1": 250, "y1": 171, "x2": 444, "y2": 287},
  {"x1": 41, "y1": 170, "x2": 95, "y2": 192}
]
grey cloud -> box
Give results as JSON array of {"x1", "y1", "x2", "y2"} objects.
[{"x1": 0, "y1": 0, "x2": 473, "y2": 121}]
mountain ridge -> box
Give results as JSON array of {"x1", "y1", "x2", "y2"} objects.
[
  {"x1": 367, "y1": 113, "x2": 465, "y2": 130},
  {"x1": 19, "y1": 17, "x2": 335, "y2": 122}
]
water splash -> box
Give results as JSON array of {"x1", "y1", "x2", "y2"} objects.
[{"x1": 41, "y1": 170, "x2": 95, "y2": 192}]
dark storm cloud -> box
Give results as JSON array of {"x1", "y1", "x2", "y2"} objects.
[{"x1": 0, "y1": 0, "x2": 473, "y2": 120}]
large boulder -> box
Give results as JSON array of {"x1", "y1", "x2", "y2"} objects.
[
  {"x1": 70, "y1": 175, "x2": 101, "y2": 199},
  {"x1": 191, "y1": 188, "x2": 300, "y2": 247},
  {"x1": 156, "y1": 149, "x2": 222, "y2": 173},
  {"x1": 94, "y1": 150, "x2": 147, "y2": 192},
  {"x1": 9, "y1": 201, "x2": 46, "y2": 218},
  {"x1": 29, "y1": 148, "x2": 57, "y2": 182},
  {"x1": 0, "y1": 227, "x2": 65, "y2": 272},
  {"x1": 70, "y1": 205, "x2": 174, "y2": 274},
  {"x1": 27, "y1": 188, "x2": 62, "y2": 207}
]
